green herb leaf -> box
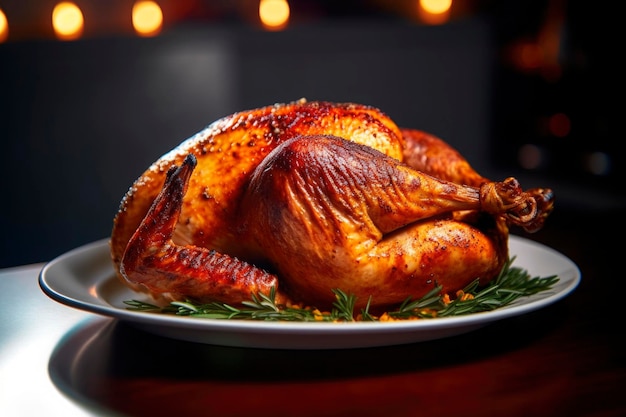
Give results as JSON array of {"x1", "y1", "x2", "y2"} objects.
[{"x1": 124, "y1": 256, "x2": 559, "y2": 322}]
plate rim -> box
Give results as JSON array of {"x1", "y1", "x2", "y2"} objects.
[{"x1": 39, "y1": 235, "x2": 581, "y2": 347}]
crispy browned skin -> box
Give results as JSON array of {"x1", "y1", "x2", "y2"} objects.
[
  {"x1": 111, "y1": 100, "x2": 554, "y2": 309},
  {"x1": 401, "y1": 129, "x2": 488, "y2": 187},
  {"x1": 111, "y1": 100, "x2": 403, "y2": 273}
]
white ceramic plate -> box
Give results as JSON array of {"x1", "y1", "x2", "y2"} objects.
[{"x1": 39, "y1": 236, "x2": 580, "y2": 349}]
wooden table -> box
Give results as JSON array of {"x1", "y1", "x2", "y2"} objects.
[{"x1": 1, "y1": 207, "x2": 624, "y2": 417}]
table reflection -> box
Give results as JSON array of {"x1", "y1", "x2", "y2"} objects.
[{"x1": 49, "y1": 303, "x2": 571, "y2": 417}]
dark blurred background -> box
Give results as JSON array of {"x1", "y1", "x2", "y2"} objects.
[{"x1": 0, "y1": 0, "x2": 623, "y2": 268}]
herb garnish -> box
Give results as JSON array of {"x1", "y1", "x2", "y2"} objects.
[{"x1": 124, "y1": 257, "x2": 558, "y2": 322}]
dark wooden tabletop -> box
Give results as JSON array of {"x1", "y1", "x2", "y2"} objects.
[{"x1": 40, "y1": 205, "x2": 625, "y2": 417}]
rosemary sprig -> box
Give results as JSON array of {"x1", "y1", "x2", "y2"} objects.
[
  {"x1": 389, "y1": 258, "x2": 559, "y2": 319},
  {"x1": 330, "y1": 289, "x2": 358, "y2": 322},
  {"x1": 125, "y1": 286, "x2": 340, "y2": 321},
  {"x1": 124, "y1": 257, "x2": 559, "y2": 322}
]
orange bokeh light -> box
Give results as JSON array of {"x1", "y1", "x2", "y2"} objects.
[
  {"x1": 418, "y1": 0, "x2": 451, "y2": 25},
  {"x1": 52, "y1": 2, "x2": 84, "y2": 41},
  {"x1": 259, "y1": 0, "x2": 290, "y2": 30},
  {"x1": 132, "y1": 1, "x2": 163, "y2": 37},
  {"x1": 0, "y1": 8, "x2": 8, "y2": 43}
]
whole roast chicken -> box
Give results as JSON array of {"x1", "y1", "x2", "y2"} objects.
[{"x1": 110, "y1": 99, "x2": 553, "y2": 311}]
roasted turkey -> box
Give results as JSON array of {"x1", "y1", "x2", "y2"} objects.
[{"x1": 110, "y1": 99, "x2": 554, "y2": 311}]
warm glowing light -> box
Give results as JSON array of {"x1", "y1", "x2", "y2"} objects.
[
  {"x1": 516, "y1": 42, "x2": 542, "y2": 70},
  {"x1": 420, "y1": 0, "x2": 452, "y2": 14},
  {"x1": 417, "y1": 0, "x2": 452, "y2": 25},
  {"x1": 52, "y1": 2, "x2": 84, "y2": 40},
  {"x1": 259, "y1": 0, "x2": 290, "y2": 30},
  {"x1": 132, "y1": 1, "x2": 163, "y2": 37},
  {"x1": 0, "y1": 8, "x2": 8, "y2": 43},
  {"x1": 548, "y1": 112, "x2": 570, "y2": 138}
]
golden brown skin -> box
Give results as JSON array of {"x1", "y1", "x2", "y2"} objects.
[
  {"x1": 111, "y1": 100, "x2": 554, "y2": 310},
  {"x1": 111, "y1": 99, "x2": 403, "y2": 273}
]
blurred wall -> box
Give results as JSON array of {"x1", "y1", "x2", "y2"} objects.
[{"x1": 0, "y1": 19, "x2": 495, "y2": 267}]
